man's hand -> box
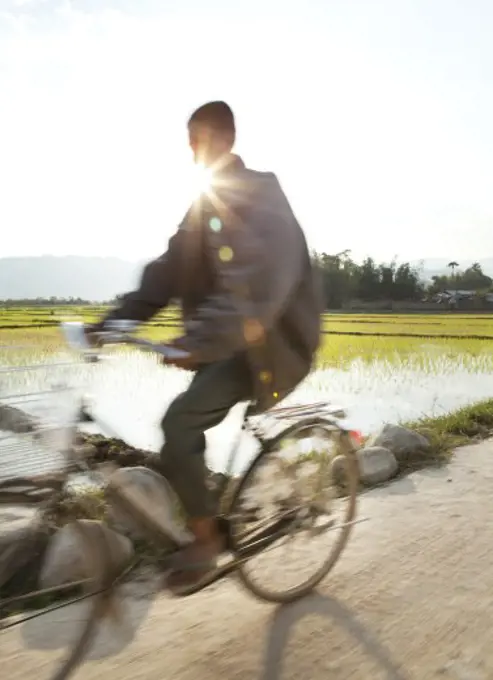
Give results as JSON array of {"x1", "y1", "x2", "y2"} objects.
[
  {"x1": 162, "y1": 337, "x2": 199, "y2": 371},
  {"x1": 163, "y1": 354, "x2": 198, "y2": 371},
  {"x1": 83, "y1": 325, "x2": 103, "y2": 348}
]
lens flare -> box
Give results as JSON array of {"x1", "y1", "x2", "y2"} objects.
[{"x1": 190, "y1": 163, "x2": 213, "y2": 197}]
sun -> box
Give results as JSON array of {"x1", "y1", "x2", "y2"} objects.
[{"x1": 189, "y1": 163, "x2": 213, "y2": 197}]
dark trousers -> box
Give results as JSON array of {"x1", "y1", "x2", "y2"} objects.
[{"x1": 160, "y1": 354, "x2": 254, "y2": 517}]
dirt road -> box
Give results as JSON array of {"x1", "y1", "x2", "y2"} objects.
[{"x1": 3, "y1": 440, "x2": 493, "y2": 679}]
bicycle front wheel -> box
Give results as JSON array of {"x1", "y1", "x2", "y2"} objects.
[
  {"x1": 227, "y1": 420, "x2": 359, "y2": 603},
  {"x1": 2, "y1": 520, "x2": 125, "y2": 680}
]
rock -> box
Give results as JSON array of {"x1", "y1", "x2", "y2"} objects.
[
  {"x1": 357, "y1": 446, "x2": 398, "y2": 485},
  {"x1": 0, "y1": 506, "x2": 40, "y2": 554},
  {"x1": 330, "y1": 455, "x2": 351, "y2": 487},
  {"x1": 105, "y1": 466, "x2": 192, "y2": 546},
  {"x1": 79, "y1": 435, "x2": 163, "y2": 473},
  {"x1": 366, "y1": 424, "x2": 430, "y2": 462},
  {"x1": 71, "y1": 443, "x2": 97, "y2": 460},
  {"x1": 39, "y1": 520, "x2": 133, "y2": 589},
  {"x1": 0, "y1": 404, "x2": 39, "y2": 434},
  {"x1": 78, "y1": 434, "x2": 233, "y2": 500},
  {"x1": 331, "y1": 446, "x2": 398, "y2": 487},
  {"x1": 0, "y1": 478, "x2": 59, "y2": 504},
  {"x1": 0, "y1": 506, "x2": 49, "y2": 595}
]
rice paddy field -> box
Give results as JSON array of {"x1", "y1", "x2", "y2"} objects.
[{"x1": 1, "y1": 305, "x2": 493, "y2": 474}]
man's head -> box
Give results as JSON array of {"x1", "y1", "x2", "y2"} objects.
[{"x1": 188, "y1": 101, "x2": 236, "y2": 168}]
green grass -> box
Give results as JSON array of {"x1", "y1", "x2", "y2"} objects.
[
  {"x1": 2, "y1": 307, "x2": 493, "y2": 369},
  {"x1": 3, "y1": 306, "x2": 493, "y2": 337},
  {"x1": 53, "y1": 487, "x2": 108, "y2": 525},
  {"x1": 2, "y1": 326, "x2": 492, "y2": 369},
  {"x1": 407, "y1": 398, "x2": 493, "y2": 459}
]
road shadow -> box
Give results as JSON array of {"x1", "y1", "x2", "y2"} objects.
[
  {"x1": 17, "y1": 584, "x2": 409, "y2": 677},
  {"x1": 19, "y1": 576, "x2": 159, "y2": 661},
  {"x1": 260, "y1": 592, "x2": 410, "y2": 680}
]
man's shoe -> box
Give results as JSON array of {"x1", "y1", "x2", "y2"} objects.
[{"x1": 165, "y1": 517, "x2": 223, "y2": 595}]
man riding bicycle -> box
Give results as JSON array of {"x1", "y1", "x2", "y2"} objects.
[{"x1": 87, "y1": 101, "x2": 322, "y2": 593}]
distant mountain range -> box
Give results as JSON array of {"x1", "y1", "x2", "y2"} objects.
[
  {"x1": 1, "y1": 255, "x2": 493, "y2": 301},
  {"x1": 0, "y1": 256, "x2": 145, "y2": 301}
]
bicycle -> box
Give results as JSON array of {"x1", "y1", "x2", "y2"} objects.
[{"x1": 1, "y1": 320, "x2": 361, "y2": 680}]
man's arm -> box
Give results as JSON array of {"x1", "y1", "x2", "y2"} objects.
[
  {"x1": 178, "y1": 174, "x2": 304, "y2": 363},
  {"x1": 90, "y1": 230, "x2": 182, "y2": 332}
]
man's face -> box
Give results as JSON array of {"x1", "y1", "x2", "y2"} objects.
[
  {"x1": 188, "y1": 122, "x2": 231, "y2": 167},
  {"x1": 188, "y1": 122, "x2": 212, "y2": 165}
]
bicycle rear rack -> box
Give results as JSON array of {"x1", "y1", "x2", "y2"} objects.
[{"x1": 244, "y1": 400, "x2": 348, "y2": 444}]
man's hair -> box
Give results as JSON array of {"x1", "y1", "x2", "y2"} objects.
[{"x1": 188, "y1": 101, "x2": 236, "y2": 143}]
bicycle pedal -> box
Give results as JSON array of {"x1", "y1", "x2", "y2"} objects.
[{"x1": 162, "y1": 553, "x2": 238, "y2": 597}]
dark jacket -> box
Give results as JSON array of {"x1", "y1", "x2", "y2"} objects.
[{"x1": 99, "y1": 156, "x2": 323, "y2": 412}]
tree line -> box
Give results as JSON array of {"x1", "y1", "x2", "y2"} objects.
[
  {"x1": 427, "y1": 261, "x2": 492, "y2": 295},
  {"x1": 0, "y1": 297, "x2": 110, "y2": 307},
  {"x1": 1, "y1": 255, "x2": 492, "y2": 309},
  {"x1": 313, "y1": 253, "x2": 493, "y2": 308}
]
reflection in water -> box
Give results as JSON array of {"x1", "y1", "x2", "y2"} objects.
[{"x1": 3, "y1": 348, "x2": 493, "y2": 478}]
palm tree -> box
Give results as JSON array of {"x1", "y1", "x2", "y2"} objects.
[
  {"x1": 447, "y1": 261, "x2": 459, "y2": 281},
  {"x1": 335, "y1": 249, "x2": 352, "y2": 269}
]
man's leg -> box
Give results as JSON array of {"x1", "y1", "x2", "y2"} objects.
[{"x1": 159, "y1": 354, "x2": 253, "y2": 589}]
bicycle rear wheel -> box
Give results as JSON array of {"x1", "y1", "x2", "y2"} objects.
[{"x1": 227, "y1": 419, "x2": 359, "y2": 603}]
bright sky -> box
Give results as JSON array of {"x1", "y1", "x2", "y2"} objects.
[{"x1": 1, "y1": 0, "x2": 493, "y2": 262}]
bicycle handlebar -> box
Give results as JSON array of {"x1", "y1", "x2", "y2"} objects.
[{"x1": 60, "y1": 320, "x2": 191, "y2": 361}]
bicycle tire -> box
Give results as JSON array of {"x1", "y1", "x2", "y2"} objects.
[
  {"x1": 48, "y1": 476, "x2": 185, "y2": 679},
  {"x1": 228, "y1": 419, "x2": 359, "y2": 604},
  {"x1": 48, "y1": 589, "x2": 111, "y2": 680},
  {"x1": 45, "y1": 521, "x2": 121, "y2": 680}
]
